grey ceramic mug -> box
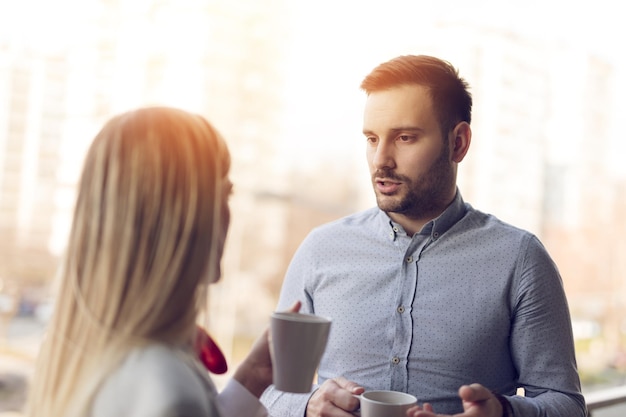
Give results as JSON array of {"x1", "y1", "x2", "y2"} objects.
[
  {"x1": 356, "y1": 390, "x2": 417, "y2": 417},
  {"x1": 269, "y1": 311, "x2": 332, "y2": 393}
]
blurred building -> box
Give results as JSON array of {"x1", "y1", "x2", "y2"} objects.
[{"x1": 0, "y1": 45, "x2": 66, "y2": 291}]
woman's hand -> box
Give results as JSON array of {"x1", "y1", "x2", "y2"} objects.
[{"x1": 233, "y1": 300, "x2": 302, "y2": 398}]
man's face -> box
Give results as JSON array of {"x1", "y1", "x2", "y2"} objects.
[{"x1": 363, "y1": 84, "x2": 457, "y2": 222}]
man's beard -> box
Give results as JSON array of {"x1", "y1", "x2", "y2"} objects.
[{"x1": 373, "y1": 144, "x2": 453, "y2": 218}]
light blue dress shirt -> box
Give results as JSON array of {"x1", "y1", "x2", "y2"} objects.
[{"x1": 261, "y1": 191, "x2": 586, "y2": 417}]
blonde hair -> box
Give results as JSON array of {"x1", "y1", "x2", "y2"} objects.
[{"x1": 26, "y1": 107, "x2": 231, "y2": 417}]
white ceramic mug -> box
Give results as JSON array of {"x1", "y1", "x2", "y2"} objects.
[
  {"x1": 357, "y1": 390, "x2": 418, "y2": 417},
  {"x1": 269, "y1": 311, "x2": 332, "y2": 393}
]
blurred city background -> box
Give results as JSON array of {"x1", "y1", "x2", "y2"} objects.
[{"x1": 1, "y1": 0, "x2": 625, "y2": 415}]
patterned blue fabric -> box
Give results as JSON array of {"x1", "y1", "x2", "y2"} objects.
[{"x1": 261, "y1": 191, "x2": 586, "y2": 417}]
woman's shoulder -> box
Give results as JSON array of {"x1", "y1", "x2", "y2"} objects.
[{"x1": 91, "y1": 344, "x2": 220, "y2": 417}]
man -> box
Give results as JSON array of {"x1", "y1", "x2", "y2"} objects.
[{"x1": 260, "y1": 55, "x2": 587, "y2": 417}]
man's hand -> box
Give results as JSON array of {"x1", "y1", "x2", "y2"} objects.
[
  {"x1": 406, "y1": 384, "x2": 504, "y2": 417},
  {"x1": 306, "y1": 377, "x2": 364, "y2": 417}
]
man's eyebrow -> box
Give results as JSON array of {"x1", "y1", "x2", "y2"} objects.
[
  {"x1": 363, "y1": 127, "x2": 424, "y2": 135},
  {"x1": 390, "y1": 127, "x2": 424, "y2": 134}
]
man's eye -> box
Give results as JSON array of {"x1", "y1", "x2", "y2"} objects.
[
  {"x1": 398, "y1": 135, "x2": 413, "y2": 142},
  {"x1": 366, "y1": 136, "x2": 378, "y2": 144}
]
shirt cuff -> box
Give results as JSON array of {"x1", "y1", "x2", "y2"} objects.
[
  {"x1": 218, "y1": 378, "x2": 269, "y2": 417},
  {"x1": 492, "y1": 392, "x2": 514, "y2": 417}
]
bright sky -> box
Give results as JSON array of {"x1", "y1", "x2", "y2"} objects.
[{"x1": 3, "y1": 0, "x2": 623, "y2": 72}]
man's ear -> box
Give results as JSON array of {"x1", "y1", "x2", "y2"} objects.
[{"x1": 450, "y1": 121, "x2": 471, "y2": 163}]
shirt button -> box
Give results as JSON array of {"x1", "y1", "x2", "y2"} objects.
[
  {"x1": 393, "y1": 226, "x2": 399, "y2": 232},
  {"x1": 405, "y1": 256, "x2": 413, "y2": 263},
  {"x1": 397, "y1": 306, "x2": 405, "y2": 314},
  {"x1": 391, "y1": 357, "x2": 400, "y2": 364},
  {"x1": 433, "y1": 231, "x2": 440, "y2": 239}
]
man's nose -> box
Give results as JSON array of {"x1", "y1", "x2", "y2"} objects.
[{"x1": 372, "y1": 141, "x2": 395, "y2": 170}]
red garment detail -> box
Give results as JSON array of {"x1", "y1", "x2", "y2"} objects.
[{"x1": 195, "y1": 326, "x2": 228, "y2": 374}]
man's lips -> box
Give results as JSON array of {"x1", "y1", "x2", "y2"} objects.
[{"x1": 375, "y1": 178, "x2": 401, "y2": 194}]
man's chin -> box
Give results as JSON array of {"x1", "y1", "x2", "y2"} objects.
[{"x1": 375, "y1": 196, "x2": 404, "y2": 213}]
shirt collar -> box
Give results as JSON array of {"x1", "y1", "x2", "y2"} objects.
[{"x1": 377, "y1": 189, "x2": 467, "y2": 242}]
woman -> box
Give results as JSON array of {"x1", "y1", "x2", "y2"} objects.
[{"x1": 25, "y1": 107, "x2": 295, "y2": 417}]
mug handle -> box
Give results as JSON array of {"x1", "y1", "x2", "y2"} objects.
[{"x1": 351, "y1": 394, "x2": 361, "y2": 416}]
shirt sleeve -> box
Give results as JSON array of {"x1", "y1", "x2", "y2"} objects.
[
  {"x1": 261, "y1": 386, "x2": 315, "y2": 417},
  {"x1": 506, "y1": 235, "x2": 587, "y2": 417},
  {"x1": 217, "y1": 379, "x2": 269, "y2": 417}
]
